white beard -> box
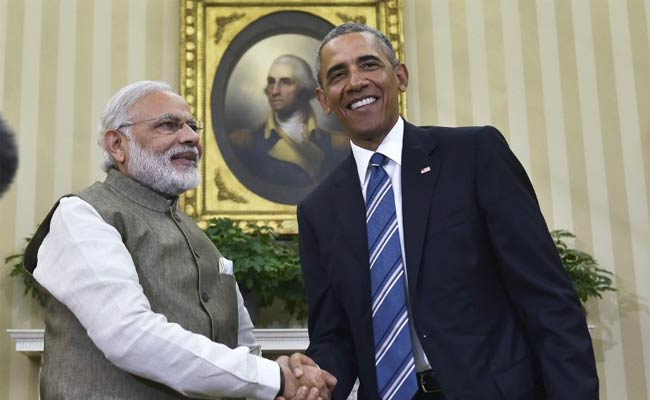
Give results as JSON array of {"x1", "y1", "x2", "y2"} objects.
[{"x1": 126, "y1": 140, "x2": 201, "y2": 197}]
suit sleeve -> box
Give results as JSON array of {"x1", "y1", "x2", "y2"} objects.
[
  {"x1": 297, "y1": 203, "x2": 358, "y2": 399},
  {"x1": 476, "y1": 126, "x2": 598, "y2": 399}
]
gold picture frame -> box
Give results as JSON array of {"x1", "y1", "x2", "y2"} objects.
[{"x1": 180, "y1": 0, "x2": 404, "y2": 233}]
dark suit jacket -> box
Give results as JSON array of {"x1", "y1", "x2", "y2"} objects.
[{"x1": 297, "y1": 122, "x2": 598, "y2": 400}]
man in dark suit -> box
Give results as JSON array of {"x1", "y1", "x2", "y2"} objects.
[{"x1": 294, "y1": 23, "x2": 598, "y2": 400}]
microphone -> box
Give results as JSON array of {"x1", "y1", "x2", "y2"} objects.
[{"x1": 0, "y1": 113, "x2": 19, "y2": 197}]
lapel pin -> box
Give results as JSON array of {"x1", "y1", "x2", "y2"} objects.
[{"x1": 420, "y1": 166, "x2": 431, "y2": 174}]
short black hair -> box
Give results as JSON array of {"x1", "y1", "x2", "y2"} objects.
[{"x1": 315, "y1": 22, "x2": 399, "y2": 87}]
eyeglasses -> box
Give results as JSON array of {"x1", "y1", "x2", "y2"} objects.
[{"x1": 117, "y1": 115, "x2": 204, "y2": 135}]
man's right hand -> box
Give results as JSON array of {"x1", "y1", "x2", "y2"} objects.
[{"x1": 276, "y1": 354, "x2": 337, "y2": 400}]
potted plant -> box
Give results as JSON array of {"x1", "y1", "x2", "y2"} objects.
[
  {"x1": 4, "y1": 219, "x2": 307, "y2": 322},
  {"x1": 550, "y1": 229, "x2": 616, "y2": 306},
  {"x1": 202, "y1": 218, "x2": 306, "y2": 322},
  {"x1": 4, "y1": 228, "x2": 614, "y2": 318}
]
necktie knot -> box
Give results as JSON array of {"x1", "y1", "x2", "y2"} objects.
[{"x1": 370, "y1": 152, "x2": 387, "y2": 168}]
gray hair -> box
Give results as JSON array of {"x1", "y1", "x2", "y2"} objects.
[
  {"x1": 98, "y1": 80, "x2": 174, "y2": 172},
  {"x1": 270, "y1": 54, "x2": 318, "y2": 100},
  {"x1": 315, "y1": 23, "x2": 399, "y2": 88}
]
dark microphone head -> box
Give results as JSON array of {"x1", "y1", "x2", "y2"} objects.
[{"x1": 0, "y1": 113, "x2": 19, "y2": 197}]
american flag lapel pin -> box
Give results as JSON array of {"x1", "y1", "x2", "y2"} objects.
[{"x1": 420, "y1": 166, "x2": 431, "y2": 174}]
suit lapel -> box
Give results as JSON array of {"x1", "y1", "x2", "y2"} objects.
[
  {"x1": 332, "y1": 155, "x2": 372, "y2": 286},
  {"x1": 332, "y1": 154, "x2": 377, "y2": 392},
  {"x1": 401, "y1": 122, "x2": 440, "y2": 301}
]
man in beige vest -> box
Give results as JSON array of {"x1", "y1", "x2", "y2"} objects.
[{"x1": 24, "y1": 81, "x2": 335, "y2": 400}]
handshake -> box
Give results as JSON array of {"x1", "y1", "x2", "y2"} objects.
[{"x1": 275, "y1": 353, "x2": 337, "y2": 400}]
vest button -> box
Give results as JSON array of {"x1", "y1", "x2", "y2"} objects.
[{"x1": 201, "y1": 291, "x2": 210, "y2": 302}]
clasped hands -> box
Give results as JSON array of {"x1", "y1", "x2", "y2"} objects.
[{"x1": 275, "y1": 353, "x2": 337, "y2": 400}]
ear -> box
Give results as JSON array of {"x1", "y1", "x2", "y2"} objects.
[
  {"x1": 395, "y1": 63, "x2": 409, "y2": 92},
  {"x1": 316, "y1": 87, "x2": 332, "y2": 115},
  {"x1": 103, "y1": 130, "x2": 128, "y2": 170}
]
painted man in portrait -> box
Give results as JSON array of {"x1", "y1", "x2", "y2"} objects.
[{"x1": 229, "y1": 54, "x2": 348, "y2": 196}]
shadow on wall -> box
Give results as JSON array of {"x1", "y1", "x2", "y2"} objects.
[{"x1": 588, "y1": 283, "x2": 648, "y2": 362}]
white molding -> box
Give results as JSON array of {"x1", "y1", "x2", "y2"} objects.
[
  {"x1": 7, "y1": 328, "x2": 309, "y2": 358},
  {"x1": 252, "y1": 328, "x2": 309, "y2": 351},
  {"x1": 6, "y1": 329, "x2": 45, "y2": 359}
]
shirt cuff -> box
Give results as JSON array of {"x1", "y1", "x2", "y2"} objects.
[{"x1": 252, "y1": 356, "x2": 281, "y2": 400}]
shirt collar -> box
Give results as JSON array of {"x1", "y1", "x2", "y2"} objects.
[
  {"x1": 351, "y1": 116, "x2": 404, "y2": 185},
  {"x1": 263, "y1": 107, "x2": 319, "y2": 140}
]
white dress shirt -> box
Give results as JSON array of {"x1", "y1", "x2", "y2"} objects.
[
  {"x1": 33, "y1": 196, "x2": 280, "y2": 399},
  {"x1": 350, "y1": 116, "x2": 432, "y2": 373}
]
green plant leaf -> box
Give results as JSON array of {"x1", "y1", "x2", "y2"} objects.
[
  {"x1": 3, "y1": 236, "x2": 47, "y2": 307},
  {"x1": 6, "y1": 224, "x2": 609, "y2": 322},
  {"x1": 202, "y1": 218, "x2": 306, "y2": 320},
  {"x1": 550, "y1": 229, "x2": 616, "y2": 305}
]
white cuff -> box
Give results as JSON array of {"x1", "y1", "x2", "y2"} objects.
[{"x1": 251, "y1": 356, "x2": 281, "y2": 400}]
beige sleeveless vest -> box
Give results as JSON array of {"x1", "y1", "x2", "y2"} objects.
[{"x1": 26, "y1": 169, "x2": 239, "y2": 399}]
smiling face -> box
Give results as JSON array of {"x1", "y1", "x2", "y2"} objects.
[
  {"x1": 316, "y1": 31, "x2": 408, "y2": 150},
  {"x1": 127, "y1": 91, "x2": 203, "y2": 165},
  {"x1": 104, "y1": 90, "x2": 204, "y2": 196}
]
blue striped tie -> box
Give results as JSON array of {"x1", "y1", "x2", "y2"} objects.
[{"x1": 365, "y1": 153, "x2": 417, "y2": 400}]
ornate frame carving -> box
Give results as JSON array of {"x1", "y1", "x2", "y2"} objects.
[{"x1": 180, "y1": 0, "x2": 404, "y2": 233}]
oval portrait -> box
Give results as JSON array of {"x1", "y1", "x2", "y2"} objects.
[{"x1": 211, "y1": 11, "x2": 349, "y2": 205}]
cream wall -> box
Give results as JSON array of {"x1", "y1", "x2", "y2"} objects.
[
  {"x1": 0, "y1": 0, "x2": 648, "y2": 399},
  {"x1": 404, "y1": 1, "x2": 650, "y2": 399},
  {"x1": 0, "y1": 0, "x2": 180, "y2": 398}
]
